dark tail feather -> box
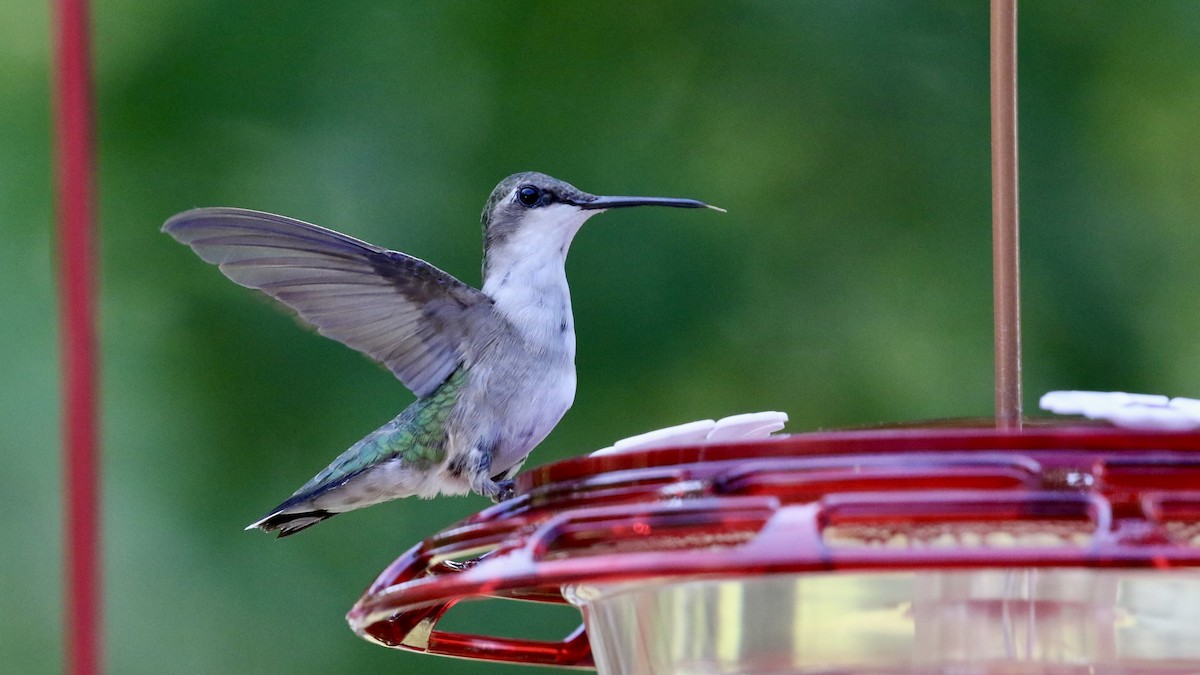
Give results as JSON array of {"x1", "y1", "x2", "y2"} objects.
[{"x1": 246, "y1": 509, "x2": 336, "y2": 538}]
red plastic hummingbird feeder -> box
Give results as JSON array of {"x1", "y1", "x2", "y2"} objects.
[{"x1": 348, "y1": 425, "x2": 1200, "y2": 673}]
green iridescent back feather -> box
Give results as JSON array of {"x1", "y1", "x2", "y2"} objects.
[{"x1": 292, "y1": 368, "x2": 468, "y2": 497}]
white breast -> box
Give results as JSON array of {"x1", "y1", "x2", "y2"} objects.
[{"x1": 482, "y1": 203, "x2": 595, "y2": 357}]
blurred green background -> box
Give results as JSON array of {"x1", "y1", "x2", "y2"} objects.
[{"x1": 5, "y1": 1, "x2": 1200, "y2": 672}]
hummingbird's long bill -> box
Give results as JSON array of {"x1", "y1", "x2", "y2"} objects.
[{"x1": 575, "y1": 195, "x2": 726, "y2": 212}]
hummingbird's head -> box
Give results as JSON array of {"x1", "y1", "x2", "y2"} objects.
[
  {"x1": 480, "y1": 171, "x2": 720, "y2": 283},
  {"x1": 481, "y1": 172, "x2": 595, "y2": 256}
]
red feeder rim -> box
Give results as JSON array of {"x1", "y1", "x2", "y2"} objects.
[{"x1": 347, "y1": 423, "x2": 1200, "y2": 668}]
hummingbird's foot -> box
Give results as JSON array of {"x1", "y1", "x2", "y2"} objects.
[{"x1": 490, "y1": 479, "x2": 516, "y2": 503}]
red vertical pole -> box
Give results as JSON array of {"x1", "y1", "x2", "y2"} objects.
[
  {"x1": 991, "y1": 0, "x2": 1022, "y2": 429},
  {"x1": 51, "y1": 0, "x2": 101, "y2": 672}
]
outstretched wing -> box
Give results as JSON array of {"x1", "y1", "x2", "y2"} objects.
[{"x1": 163, "y1": 207, "x2": 494, "y2": 397}]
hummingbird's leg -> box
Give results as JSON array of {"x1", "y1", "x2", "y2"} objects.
[
  {"x1": 461, "y1": 441, "x2": 516, "y2": 502},
  {"x1": 485, "y1": 459, "x2": 525, "y2": 502},
  {"x1": 472, "y1": 475, "x2": 515, "y2": 502},
  {"x1": 490, "y1": 480, "x2": 516, "y2": 503}
]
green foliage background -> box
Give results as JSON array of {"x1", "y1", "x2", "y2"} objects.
[{"x1": 4, "y1": 1, "x2": 1200, "y2": 672}]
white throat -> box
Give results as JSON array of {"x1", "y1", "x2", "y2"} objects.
[
  {"x1": 482, "y1": 204, "x2": 597, "y2": 299},
  {"x1": 481, "y1": 203, "x2": 600, "y2": 350}
]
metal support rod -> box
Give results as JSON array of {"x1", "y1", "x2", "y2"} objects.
[
  {"x1": 990, "y1": 0, "x2": 1022, "y2": 428},
  {"x1": 52, "y1": 0, "x2": 101, "y2": 672}
]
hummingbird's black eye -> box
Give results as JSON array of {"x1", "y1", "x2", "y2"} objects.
[{"x1": 517, "y1": 185, "x2": 541, "y2": 207}]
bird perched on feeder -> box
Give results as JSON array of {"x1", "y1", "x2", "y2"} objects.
[{"x1": 163, "y1": 172, "x2": 721, "y2": 536}]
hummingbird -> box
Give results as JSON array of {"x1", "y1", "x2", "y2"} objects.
[{"x1": 163, "y1": 172, "x2": 721, "y2": 536}]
